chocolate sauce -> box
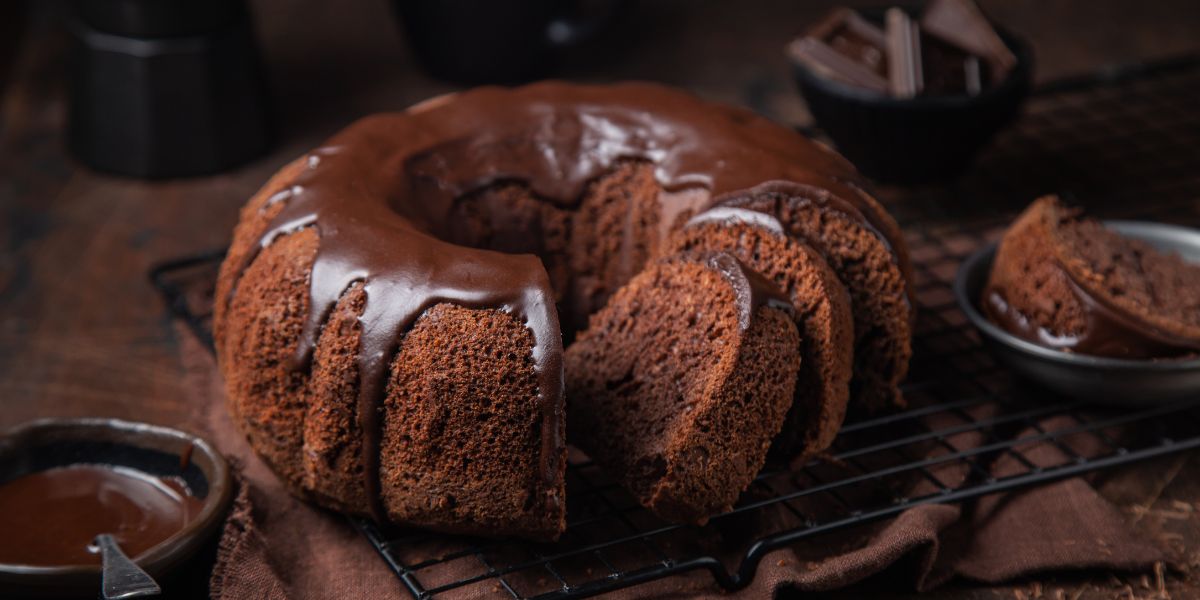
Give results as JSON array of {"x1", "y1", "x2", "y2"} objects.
[
  {"x1": 0, "y1": 465, "x2": 204, "y2": 567},
  {"x1": 225, "y1": 82, "x2": 904, "y2": 521},
  {"x1": 983, "y1": 270, "x2": 1200, "y2": 359}
]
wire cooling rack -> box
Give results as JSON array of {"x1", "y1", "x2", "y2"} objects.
[{"x1": 150, "y1": 56, "x2": 1200, "y2": 599}]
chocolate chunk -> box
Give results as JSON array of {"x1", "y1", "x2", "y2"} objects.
[
  {"x1": 885, "y1": 8, "x2": 922, "y2": 98},
  {"x1": 920, "y1": 33, "x2": 990, "y2": 96},
  {"x1": 792, "y1": 2, "x2": 1010, "y2": 98},
  {"x1": 787, "y1": 37, "x2": 890, "y2": 93},
  {"x1": 965, "y1": 56, "x2": 983, "y2": 95},
  {"x1": 920, "y1": 0, "x2": 1016, "y2": 83},
  {"x1": 808, "y1": 8, "x2": 889, "y2": 77}
]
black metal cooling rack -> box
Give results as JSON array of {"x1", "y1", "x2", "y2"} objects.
[{"x1": 150, "y1": 56, "x2": 1200, "y2": 599}]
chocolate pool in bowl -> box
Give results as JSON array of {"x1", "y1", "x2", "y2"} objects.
[
  {"x1": 0, "y1": 419, "x2": 232, "y2": 597},
  {"x1": 0, "y1": 465, "x2": 205, "y2": 567}
]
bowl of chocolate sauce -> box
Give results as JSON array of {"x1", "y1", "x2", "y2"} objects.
[{"x1": 0, "y1": 418, "x2": 232, "y2": 596}]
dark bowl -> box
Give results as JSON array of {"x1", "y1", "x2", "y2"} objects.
[
  {"x1": 955, "y1": 221, "x2": 1200, "y2": 404},
  {"x1": 0, "y1": 418, "x2": 233, "y2": 597},
  {"x1": 791, "y1": 9, "x2": 1033, "y2": 184}
]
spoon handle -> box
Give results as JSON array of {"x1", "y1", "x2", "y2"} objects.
[{"x1": 95, "y1": 534, "x2": 161, "y2": 599}]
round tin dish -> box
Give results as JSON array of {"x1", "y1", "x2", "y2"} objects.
[
  {"x1": 955, "y1": 220, "x2": 1200, "y2": 404},
  {"x1": 0, "y1": 418, "x2": 232, "y2": 597}
]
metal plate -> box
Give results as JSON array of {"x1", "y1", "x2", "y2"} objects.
[{"x1": 955, "y1": 220, "x2": 1200, "y2": 404}]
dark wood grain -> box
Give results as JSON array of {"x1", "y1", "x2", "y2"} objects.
[{"x1": 2, "y1": 0, "x2": 1199, "y2": 597}]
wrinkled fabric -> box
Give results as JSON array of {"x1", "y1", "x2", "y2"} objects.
[{"x1": 178, "y1": 332, "x2": 1162, "y2": 600}]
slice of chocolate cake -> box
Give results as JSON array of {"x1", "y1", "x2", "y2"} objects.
[
  {"x1": 718, "y1": 184, "x2": 913, "y2": 411},
  {"x1": 663, "y1": 207, "x2": 854, "y2": 463},
  {"x1": 565, "y1": 253, "x2": 801, "y2": 524},
  {"x1": 985, "y1": 196, "x2": 1200, "y2": 358}
]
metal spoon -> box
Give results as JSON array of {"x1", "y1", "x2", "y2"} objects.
[{"x1": 93, "y1": 534, "x2": 161, "y2": 599}]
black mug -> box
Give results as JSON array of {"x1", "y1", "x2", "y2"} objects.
[
  {"x1": 68, "y1": 0, "x2": 272, "y2": 178},
  {"x1": 394, "y1": 0, "x2": 629, "y2": 85}
]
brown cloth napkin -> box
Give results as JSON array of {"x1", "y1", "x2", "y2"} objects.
[{"x1": 178, "y1": 330, "x2": 1164, "y2": 599}]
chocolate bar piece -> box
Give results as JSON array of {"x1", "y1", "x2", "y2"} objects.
[
  {"x1": 808, "y1": 8, "x2": 888, "y2": 77},
  {"x1": 788, "y1": 37, "x2": 890, "y2": 93},
  {"x1": 885, "y1": 8, "x2": 922, "y2": 98},
  {"x1": 921, "y1": 33, "x2": 989, "y2": 96},
  {"x1": 920, "y1": 0, "x2": 1016, "y2": 82},
  {"x1": 964, "y1": 56, "x2": 983, "y2": 95}
]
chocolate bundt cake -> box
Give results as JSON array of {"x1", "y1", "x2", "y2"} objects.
[
  {"x1": 663, "y1": 207, "x2": 854, "y2": 461},
  {"x1": 214, "y1": 82, "x2": 912, "y2": 539},
  {"x1": 984, "y1": 196, "x2": 1200, "y2": 358},
  {"x1": 565, "y1": 253, "x2": 802, "y2": 523},
  {"x1": 718, "y1": 183, "x2": 913, "y2": 411}
]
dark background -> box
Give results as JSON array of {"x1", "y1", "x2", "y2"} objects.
[{"x1": 2, "y1": 1, "x2": 1200, "y2": 598}]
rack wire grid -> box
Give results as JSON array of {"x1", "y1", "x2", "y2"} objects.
[{"x1": 150, "y1": 56, "x2": 1200, "y2": 599}]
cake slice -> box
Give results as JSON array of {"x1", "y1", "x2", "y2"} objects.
[
  {"x1": 663, "y1": 207, "x2": 854, "y2": 463},
  {"x1": 566, "y1": 253, "x2": 802, "y2": 524},
  {"x1": 985, "y1": 196, "x2": 1200, "y2": 358},
  {"x1": 719, "y1": 184, "x2": 912, "y2": 411}
]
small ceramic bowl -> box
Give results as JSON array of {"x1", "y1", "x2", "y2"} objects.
[
  {"x1": 790, "y1": 7, "x2": 1033, "y2": 184},
  {"x1": 0, "y1": 418, "x2": 232, "y2": 597},
  {"x1": 955, "y1": 221, "x2": 1200, "y2": 405}
]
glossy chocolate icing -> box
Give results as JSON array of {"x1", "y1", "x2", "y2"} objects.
[
  {"x1": 984, "y1": 266, "x2": 1200, "y2": 359},
  {"x1": 682, "y1": 207, "x2": 808, "y2": 328},
  {"x1": 685, "y1": 205, "x2": 788, "y2": 237},
  {"x1": 0, "y1": 465, "x2": 203, "y2": 566},
  {"x1": 704, "y1": 252, "x2": 795, "y2": 331},
  {"x1": 227, "y1": 82, "x2": 898, "y2": 520}
]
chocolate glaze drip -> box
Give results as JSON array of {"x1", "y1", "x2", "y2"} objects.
[
  {"x1": 239, "y1": 147, "x2": 564, "y2": 521},
  {"x1": 228, "y1": 82, "x2": 895, "y2": 521},
  {"x1": 984, "y1": 267, "x2": 1200, "y2": 359},
  {"x1": 704, "y1": 253, "x2": 795, "y2": 331}
]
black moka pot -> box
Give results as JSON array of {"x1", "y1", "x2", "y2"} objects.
[{"x1": 68, "y1": 0, "x2": 272, "y2": 178}]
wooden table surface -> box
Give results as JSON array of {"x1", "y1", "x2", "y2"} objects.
[{"x1": 3, "y1": 1, "x2": 1200, "y2": 598}]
